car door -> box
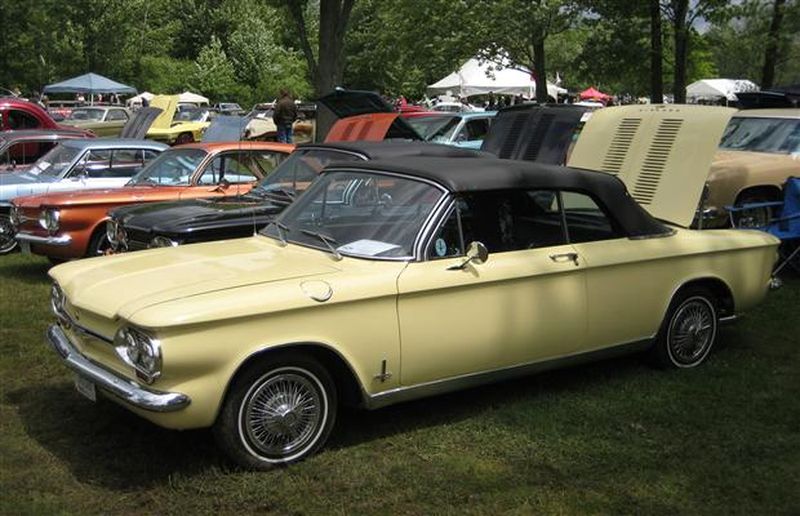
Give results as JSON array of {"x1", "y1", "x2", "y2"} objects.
[
  {"x1": 396, "y1": 189, "x2": 588, "y2": 387},
  {"x1": 556, "y1": 190, "x2": 665, "y2": 351},
  {"x1": 101, "y1": 109, "x2": 129, "y2": 137}
]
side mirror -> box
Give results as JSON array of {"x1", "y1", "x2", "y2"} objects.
[{"x1": 447, "y1": 241, "x2": 489, "y2": 270}]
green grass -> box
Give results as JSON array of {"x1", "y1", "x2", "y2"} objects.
[{"x1": 1, "y1": 253, "x2": 798, "y2": 515}]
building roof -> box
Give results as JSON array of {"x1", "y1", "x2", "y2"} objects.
[{"x1": 327, "y1": 156, "x2": 670, "y2": 237}]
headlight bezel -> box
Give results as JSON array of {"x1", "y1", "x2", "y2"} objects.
[
  {"x1": 114, "y1": 326, "x2": 163, "y2": 384},
  {"x1": 149, "y1": 235, "x2": 178, "y2": 248},
  {"x1": 39, "y1": 208, "x2": 60, "y2": 235},
  {"x1": 9, "y1": 205, "x2": 21, "y2": 228},
  {"x1": 50, "y1": 282, "x2": 68, "y2": 323}
]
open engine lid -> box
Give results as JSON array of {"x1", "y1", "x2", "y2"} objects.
[
  {"x1": 149, "y1": 95, "x2": 179, "y2": 129},
  {"x1": 317, "y1": 88, "x2": 424, "y2": 142},
  {"x1": 119, "y1": 107, "x2": 163, "y2": 139},
  {"x1": 567, "y1": 104, "x2": 736, "y2": 227},
  {"x1": 480, "y1": 104, "x2": 591, "y2": 164}
]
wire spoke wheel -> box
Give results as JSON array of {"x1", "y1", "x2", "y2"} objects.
[
  {"x1": 239, "y1": 369, "x2": 326, "y2": 462},
  {"x1": 0, "y1": 214, "x2": 18, "y2": 254},
  {"x1": 667, "y1": 297, "x2": 716, "y2": 367}
]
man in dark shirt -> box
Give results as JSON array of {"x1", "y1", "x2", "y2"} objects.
[{"x1": 273, "y1": 89, "x2": 298, "y2": 143}]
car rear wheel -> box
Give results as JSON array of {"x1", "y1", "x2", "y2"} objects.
[
  {"x1": 731, "y1": 192, "x2": 774, "y2": 228},
  {"x1": 651, "y1": 287, "x2": 718, "y2": 369},
  {"x1": 0, "y1": 214, "x2": 18, "y2": 254},
  {"x1": 213, "y1": 353, "x2": 337, "y2": 470}
]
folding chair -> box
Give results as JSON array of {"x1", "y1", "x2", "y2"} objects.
[{"x1": 726, "y1": 177, "x2": 800, "y2": 276}]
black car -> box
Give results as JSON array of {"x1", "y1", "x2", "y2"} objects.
[{"x1": 107, "y1": 141, "x2": 483, "y2": 251}]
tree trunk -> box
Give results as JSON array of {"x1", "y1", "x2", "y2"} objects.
[
  {"x1": 650, "y1": 0, "x2": 664, "y2": 103},
  {"x1": 533, "y1": 38, "x2": 548, "y2": 103},
  {"x1": 672, "y1": 0, "x2": 689, "y2": 104},
  {"x1": 761, "y1": 0, "x2": 786, "y2": 90}
]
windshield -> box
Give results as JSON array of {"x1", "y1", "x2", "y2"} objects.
[
  {"x1": 406, "y1": 115, "x2": 460, "y2": 142},
  {"x1": 253, "y1": 148, "x2": 364, "y2": 201},
  {"x1": 129, "y1": 148, "x2": 207, "y2": 186},
  {"x1": 720, "y1": 116, "x2": 800, "y2": 154},
  {"x1": 30, "y1": 144, "x2": 82, "y2": 177},
  {"x1": 262, "y1": 170, "x2": 444, "y2": 259},
  {"x1": 67, "y1": 108, "x2": 105, "y2": 121},
  {"x1": 175, "y1": 108, "x2": 208, "y2": 122}
]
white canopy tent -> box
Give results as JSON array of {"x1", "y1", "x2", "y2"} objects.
[
  {"x1": 126, "y1": 91, "x2": 154, "y2": 107},
  {"x1": 686, "y1": 79, "x2": 759, "y2": 102},
  {"x1": 178, "y1": 91, "x2": 210, "y2": 105},
  {"x1": 427, "y1": 57, "x2": 566, "y2": 100}
]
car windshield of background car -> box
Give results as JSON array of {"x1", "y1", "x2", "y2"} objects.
[
  {"x1": 720, "y1": 117, "x2": 800, "y2": 154},
  {"x1": 66, "y1": 108, "x2": 105, "y2": 121},
  {"x1": 128, "y1": 148, "x2": 207, "y2": 186},
  {"x1": 175, "y1": 108, "x2": 208, "y2": 122},
  {"x1": 253, "y1": 149, "x2": 364, "y2": 201},
  {"x1": 261, "y1": 170, "x2": 444, "y2": 259},
  {"x1": 406, "y1": 115, "x2": 460, "y2": 142},
  {"x1": 30, "y1": 144, "x2": 82, "y2": 178}
]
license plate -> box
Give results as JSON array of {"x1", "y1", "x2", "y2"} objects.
[
  {"x1": 19, "y1": 240, "x2": 30, "y2": 255},
  {"x1": 74, "y1": 375, "x2": 97, "y2": 402}
]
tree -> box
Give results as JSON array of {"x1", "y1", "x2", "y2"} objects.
[
  {"x1": 282, "y1": 0, "x2": 356, "y2": 96},
  {"x1": 762, "y1": 0, "x2": 787, "y2": 89},
  {"x1": 474, "y1": 0, "x2": 580, "y2": 103},
  {"x1": 650, "y1": 0, "x2": 664, "y2": 103},
  {"x1": 191, "y1": 36, "x2": 238, "y2": 100}
]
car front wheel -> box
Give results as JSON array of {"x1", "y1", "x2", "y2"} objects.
[
  {"x1": 0, "y1": 214, "x2": 18, "y2": 254},
  {"x1": 213, "y1": 354, "x2": 337, "y2": 469},
  {"x1": 651, "y1": 288, "x2": 718, "y2": 369}
]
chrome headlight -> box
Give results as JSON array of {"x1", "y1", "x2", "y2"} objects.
[
  {"x1": 149, "y1": 235, "x2": 178, "y2": 248},
  {"x1": 114, "y1": 326, "x2": 162, "y2": 384},
  {"x1": 39, "y1": 208, "x2": 60, "y2": 234},
  {"x1": 106, "y1": 219, "x2": 127, "y2": 249},
  {"x1": 106, "y1": 219, "x2": 118, "y2": 245},
  {"x1": 9, "y1": 205, "x2": 21, "y2": 228},
  {"x1": 50, "y1": 282, "x2": 67, "y2": 320}
]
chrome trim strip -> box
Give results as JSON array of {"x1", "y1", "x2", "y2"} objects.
[
  {"x1": 719, "y1": 314, "x2": 738, "y2": 325},
  {"x1": 364, "y1": 339, "x2": 652, "y2": 410},
  {"x1": 16, "y1": 232, "x2": 72, "y2": 246},
  {"x1": 46, "y1": 324, "x2": 190, "y2": 412}
]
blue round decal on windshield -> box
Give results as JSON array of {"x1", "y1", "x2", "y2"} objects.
[{"x1": 435, "y1": 238, "x2": 447, "y2": 257}]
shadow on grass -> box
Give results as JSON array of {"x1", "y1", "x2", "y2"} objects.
[
  {"x1": 0, "y1": 256, "x2": 52, "y2": 285},
  {"x1": 6, "y1": 350, "x2": 663, "y2": 489}
]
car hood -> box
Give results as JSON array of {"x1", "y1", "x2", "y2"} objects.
[
  {"x1": 149, "y1": 95, "x2": 179, "y2": 129},
  {"x1": 567, "y1": 105, "x2": 736, "y2": 227},
  {"x1": 0, "y1": 172, "x2": 59, "y2": 201},
  {"x1": 0, "y1": 170, "x2": 52, "y2": 186},
  {"x1": 50, "y1": 237, "x2": 344, "y2": 321},
  {"x1": 11, "y1": 185, "x2": 197, "y2": 208},
  {"x1": 115, "y1": 195, "x2": 283, "y2": 233}
]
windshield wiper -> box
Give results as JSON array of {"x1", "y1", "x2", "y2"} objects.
[
  {"x1": 256, "y1": 187, "x2": 295, "y2": 204},
  {"x1": 266, "y1": 220, "x2": 290, "y2": 245},
  {"x1": 301, "y1": 229, "x2": 341, "y2": 260}
]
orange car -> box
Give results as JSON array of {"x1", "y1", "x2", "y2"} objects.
[{"x1": 12, "y1": 141, "x2": 293, "y2": 261}]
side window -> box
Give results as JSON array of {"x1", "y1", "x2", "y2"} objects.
[
  {"x1": 80, "y1": 149, "x2": 113, "y2": 178},
  {"x1": 427, "y1": 190, "x2": 568, "y2": 258},
  {"x1": 253, "y1": 151, "x2": 282, "y2": 177},
  {"x1": 7, "y1": 141, "x2": 59, "y2": 165},
  {"x1": 561, "y1": 191, "x2": 620, "y2": 243},
  {"x1": 107, "y1": 110, "x2": 128, "y2": 122},
  {"x1": 142, "y1": 150, "x2": 160, "y2": 162},
  {"x1": 198, "y1": 155, "x2": 222, "y2": 185},
  {"x1": 223, "y1": 153, "x2": 259, "y2": 183},
  {"x1": 7, "y1": 110, "x2": 39, "y2": 130},
  {"x1": 108, "y1": 149, "x2": 145, "y2": 177},
  {"x1": 465, "y1": 118, "x2": 489, "y2": 140}
]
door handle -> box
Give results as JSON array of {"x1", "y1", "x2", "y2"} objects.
[{"x1": 549, "y1": 252, "x2": 579, "y2": 265}]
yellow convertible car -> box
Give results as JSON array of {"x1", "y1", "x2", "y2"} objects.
[
  {"x1": 46, "y1": 106, "x2": 779, "y2": 469},
  {"x1": 146, "y1": 95, "x2": 210, "y2": 145}
]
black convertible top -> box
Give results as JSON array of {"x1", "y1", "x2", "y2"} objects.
[
  {"x1": 296, "y1": 140, "x2": 490, "y2": 160},
  {"x1": 327, "y1": 156, "x2": 671, "y2": 237}
]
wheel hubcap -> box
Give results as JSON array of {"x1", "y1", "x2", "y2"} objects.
[
  {"x1": 669, "y1": 299, "x2": 715, "y2": 366},
  {"x1": 0, "y1": 215, "x2": 18, "y2": 254},
  {"x1": 242, "y1": 372, "x2": 323, "y2": 460}
]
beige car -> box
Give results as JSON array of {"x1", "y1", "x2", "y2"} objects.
[
  {"x1": 700, "y1": 109, "x2": 800, "y2": 227},
  {"x1": 46, "y1": 105, "x2": 778, "y2": 469}
]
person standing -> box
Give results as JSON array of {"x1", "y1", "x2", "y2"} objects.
[{"x1": 273, "y1": 89, "x2": 298, "y2": 143}]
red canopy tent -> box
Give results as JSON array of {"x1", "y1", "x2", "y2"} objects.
[{"x1": 579, "y1": 87, "x2": 612, "y2": 103}]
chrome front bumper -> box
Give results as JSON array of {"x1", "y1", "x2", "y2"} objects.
[
  {"x1": 16, "y1": 232, "x2": 72, "y2": 246},
  {"x1": 47, "y1": 324, "x2": 190, "y2": 412}
]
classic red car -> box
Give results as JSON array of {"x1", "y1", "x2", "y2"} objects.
[
  {"x1": 0, "y1": 97, "x2": 92, "y2": 136},
  {"x1": 12, "y1": 141, "x2": 294, "y2": 261}
]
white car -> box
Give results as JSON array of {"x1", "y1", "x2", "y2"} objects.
[{"x1": 0, "y1": 138, "x2": 167, "y2": 253}]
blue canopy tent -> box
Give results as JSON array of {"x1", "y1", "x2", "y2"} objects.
[{"x1": 43, "y1": 73, "x2": 137, "y2": 104}]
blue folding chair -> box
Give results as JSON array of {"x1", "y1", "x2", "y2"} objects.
[{"x1": 727, "y1": 177, "x2": 800, "y2": 276}]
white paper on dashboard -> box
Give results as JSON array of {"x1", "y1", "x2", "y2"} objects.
[
  {"x1": 337, "y1": 239, "x2": 401, "y2": 256},
  {"x1": 39, "y1": 161, "x2": 51, "y2": 170}
]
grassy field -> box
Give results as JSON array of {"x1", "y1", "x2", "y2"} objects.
[{"x1": 1, "y1": 253, "x2": 798, "y2": 515}]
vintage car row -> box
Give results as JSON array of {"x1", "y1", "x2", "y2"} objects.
[
  {"x1": 12, "y1": 141, "x2": 293, "y2": 260},
  {"x1": 1, "y1": 96, "x2": 94, "y2": 136},
  {"x1": 0, "y1": 138, "x2": 167, "y2": 254},
  {"x1": 62, "y1": 106, "x2": 132, "y2": 137},
  {"x1": 46, "y1": 105, "x2": 779, "y2": 469}
]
